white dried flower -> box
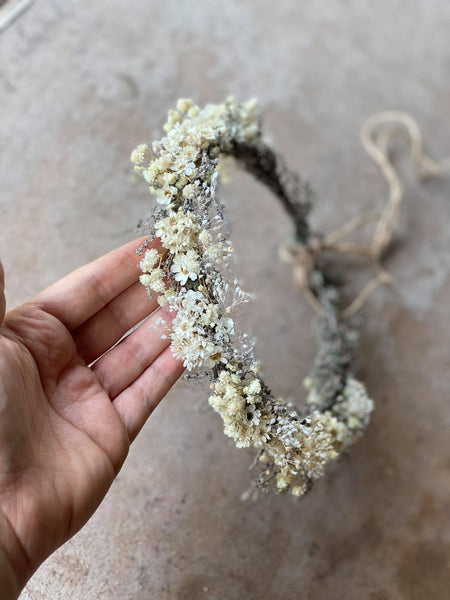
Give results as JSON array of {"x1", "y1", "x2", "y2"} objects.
[
  {"x1": 139, "y1": 268, "x2": 166, "y2": 293},
  {"x1": 170, "y1": 250, "x2": 200, "y2": 285},
  {"x1": 140, "y1": 248, "x2": 160, "y2": 273},
  {"x1": 130, "y1": 143, "x2": 149, "y2": 166},
  {"x1": 177, "y1": 290, "x2": 209, "y2": 317},
  {"x1": 149, "y1": 316, "x2": 167, "y2": 331},
  {"x1": 244, "y1": 379, "x2": 261, "y2": 396},
  {"x1": 155, "y1": 210, "x2": 199, "y2": 252},
  {"x1": 171, "y1": 327, "x2": 218, "y2": 370},
  {"x1": 154, "y1": 185, "x2": 178, "y2": 206}
]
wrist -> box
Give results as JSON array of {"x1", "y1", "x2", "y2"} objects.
[
  {"x1": 0, "y1": 546, "x2": 21, "y2": 600},
  {"x1": 0, "y1": 511, "x2": 30, "y2": 600}
]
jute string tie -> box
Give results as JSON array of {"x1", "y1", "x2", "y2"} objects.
[{"x1": 280, "y1": 111, "x2": 450, "y2": 318}]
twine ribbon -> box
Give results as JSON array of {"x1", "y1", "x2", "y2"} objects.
[{"x1": 280, "y1": 111, "x2": 450, "y2": 318}]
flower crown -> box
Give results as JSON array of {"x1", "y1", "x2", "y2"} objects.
[{"x1": 131, "y1": 98, "x2": 373, "y2": 497}]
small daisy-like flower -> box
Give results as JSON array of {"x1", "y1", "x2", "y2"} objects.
[
  {"x1": 246, "y1": 406, "x2": 261, "y2": 426},
  {"x1": 170, "y1": 250, "x2": 200, "y2": 285},
  {"x1": 154, "y1": 185, "x2": 178, "y2": 206},
  {"x1": 172, "y1": 310, "x2": 196, "y2": 339},
  {"x1": 181, "y1": 289, "x2": 208, "y2": 312},
  {"x1": 171, "y1": 333, "x2": 217, "y2": 370}
]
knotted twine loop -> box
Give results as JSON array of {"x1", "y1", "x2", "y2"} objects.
[
  {"x1": 279, "y1": 239, "x2": 323, "y2": 314},
  {"x1": 280, "y1": 111, "x2": 450, "y2": 318}
]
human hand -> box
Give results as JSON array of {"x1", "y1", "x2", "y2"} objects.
[{"x1": 0, "y1": 239, "x2": 183, "y2": 598}]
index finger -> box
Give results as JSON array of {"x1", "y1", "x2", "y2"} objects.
[{"x1": 35, "y1": 236, "x2": 153, "y2": 331}]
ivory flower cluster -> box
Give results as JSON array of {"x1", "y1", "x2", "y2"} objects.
[
  {"x1": 209, "y1": 372, "x2": 372, "y2": 495},
  {"x1": 132, "y1": 98, "x2": 256, "y2": 369},
  {"x1": 131, "y1": 98, "x2": 373, "y2": 496}
]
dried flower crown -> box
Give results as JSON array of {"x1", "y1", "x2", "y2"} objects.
[{"x1": 131, "y1": 98, "x2": 374, "y2": 497}]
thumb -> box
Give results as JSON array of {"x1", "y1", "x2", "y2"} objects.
[{"x1": 0, "y1": 262, "x2": 5, "y2": 325}]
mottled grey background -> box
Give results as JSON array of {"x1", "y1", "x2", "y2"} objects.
[{"x1": 1, "y1": 1, "x2": 450, "y2": 598}]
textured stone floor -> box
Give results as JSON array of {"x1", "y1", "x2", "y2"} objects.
[{"x1": 1, "y1": 1, "x2": 450, "y2": 598}]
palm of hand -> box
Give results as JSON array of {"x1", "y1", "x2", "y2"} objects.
[
  {"x1": 0, "y1": 306, "x2": 128, "y2": 572},
  {"x1": 0, "y1": 240, "x2": 182, "y2": 588}
]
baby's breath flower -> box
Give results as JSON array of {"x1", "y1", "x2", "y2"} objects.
[
  {"x1": 213, "y1": 316, "x2": 234, "y2": 339},
  {"x1": 176, "y1": 98, "x2": 195, "y2": 113},
  {"x1": 131, "y1": 144, "x2": 150, "y2": 167},
  {"x1": 157, "y1": 287, "x2": 176, "y2": 307},
  {"x1": 199, "y1": 230, "x2": 212, "y2": 246},
  {"x1": 140, "y1": 268, "x2": 166, "y2": 294},
  {"x1": 149, "y1": 316, "x2": 167, "y2": 331},
  {"x1": 244, "y1": 379, "x2": 262, "y2": 396},
  {"x1": 201, "y1": 303, "x2": 220, "y2": 326},
  {"x1": 140, "y1": 248, "x2": 160, "y2": 273},
  {"x1": 139, "y1": 274, "x2": 152, "y2": 287},
  {"x1": 181, "y1": 184, "x2": 195, "y2": 200},
  {"x1": 155, "y1": 210, "x2": 199, "y2": 252}
]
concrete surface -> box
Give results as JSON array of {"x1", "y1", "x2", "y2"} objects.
[{"x1": 1, "y1": 1, "x2": 450, "y2": 598}]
